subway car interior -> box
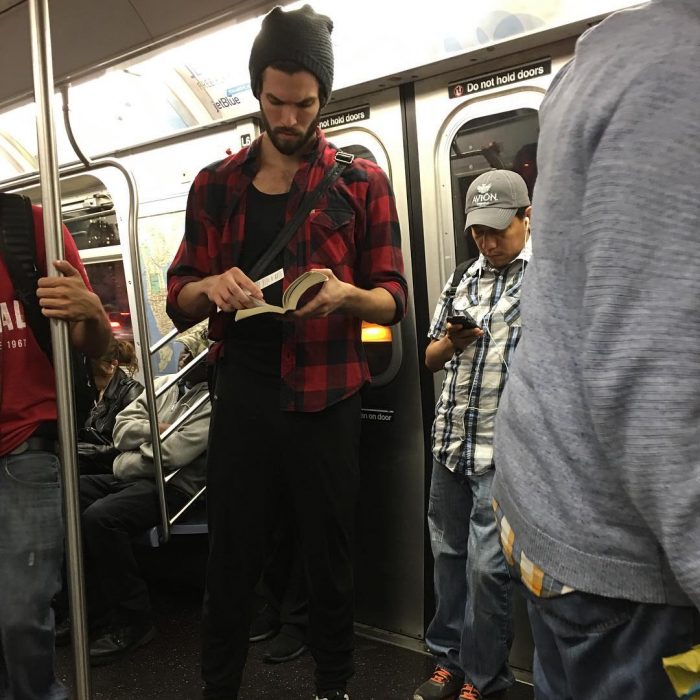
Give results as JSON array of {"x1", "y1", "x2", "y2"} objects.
[{"x1": 0, "y1": 1, "x2": 643, "y2": 698}]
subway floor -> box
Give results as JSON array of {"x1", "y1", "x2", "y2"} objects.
[{"x1": 55, "y1": 539, "x2": 534, "y2": 700}]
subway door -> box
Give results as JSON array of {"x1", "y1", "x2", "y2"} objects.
[
  {"x1": 21, "y1": 169, "x2": 139, "y2": 366},
  {"x1": 414, "y1": 46, "x2": 574, "y2": 674},
  {"x1": 322, "y1": 89, "x2": 426, "y2": 639}
]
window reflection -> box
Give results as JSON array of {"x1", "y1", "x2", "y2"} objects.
[
  {"x1": 68, "y1": 70, "x2": 190, "y2": 157},
  {"x1": 0, "y1": 97, "x2": 75, "y2": 175},
  {"x1": 84, "y1": 260, "x2": 132, "y2": 344},
  {"x1": 63, "y1": 192, "x2": 119, "y2": 250}
]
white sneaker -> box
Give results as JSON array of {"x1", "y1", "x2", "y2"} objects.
[{"x1": 315, "y1": 694, "x2": 349, "y2": 700}]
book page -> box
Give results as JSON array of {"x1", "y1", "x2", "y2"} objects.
[
  {"x1": 235, "y1": 300, "x2": 286, "y2": 321},
  {"x1": 235, "y1": 270, "x2": 328, "y2": 321},
  {"x1": 282, "y1": 271, "x2": 328, "y2": 310}
]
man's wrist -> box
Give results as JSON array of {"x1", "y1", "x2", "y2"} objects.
[
  {"x1": 200, "y1": 275, "x2": 219, "y2": 302},
  {"x1": 337, "y1": 280, "x2": 355, "y2": 314},
  {"x1": 90, "y1": 291, "x2": 106, "y2": 321}
]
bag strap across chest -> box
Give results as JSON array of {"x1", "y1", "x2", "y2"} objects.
[
  {"x1": 445, "y1": 256, "x2": 478, "y2": 314},
  {"x1": 0, "y1": 193, "x2": 52, "y2": 359},
  {"x1": 246, "y1": 150, "x2": 354, "y2": 283}
]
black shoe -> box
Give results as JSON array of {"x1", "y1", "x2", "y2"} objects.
[
  {"x1": 263, "y1": 630, "x2": 308, "y2": 663},
  {"x1": 314, "y1": 692, "x2": 349, "y2": 700},
  {"x1": 54, "y1": 613, "x2": 110, "y2": 648},
  {"x1": 249, "y1": 605, "x2": 280, "y2": 643},
  {"x1": 89, "y1": 621, "x2": 155, "y2": 666}
]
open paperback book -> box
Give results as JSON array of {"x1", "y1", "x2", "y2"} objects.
[{"x1": 235, "y1": 270, "x2": 329, "y2": 321}]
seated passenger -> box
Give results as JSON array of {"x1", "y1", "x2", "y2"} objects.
[
  {"x1": 77, "y1": 338, "x2": 143, "y2": 474},
  {"x1": 79, "y1": 324, "x2": 211, "y2": 666}
]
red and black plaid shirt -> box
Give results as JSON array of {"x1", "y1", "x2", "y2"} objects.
[{"x1": 166, "y1": 130, "x2": 407, "y2": 412}]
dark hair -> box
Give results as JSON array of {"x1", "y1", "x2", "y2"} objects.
[
  {"x1": 256, "y1": 60, "x2": 326, "y2": 106},
  {"x1": 97, "y1": 338, "x2": 138, "y2": 374},
  {"x1": 513, "y1": 207, "x2": 528, "y2": 220}
]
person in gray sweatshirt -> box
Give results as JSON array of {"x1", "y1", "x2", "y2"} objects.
[
  {"x1": 78, "y1": 324, "x2": 211, "y2": 666},
  {"x1": 492, "y1": 2, "x2": 700, "y2": 699}
]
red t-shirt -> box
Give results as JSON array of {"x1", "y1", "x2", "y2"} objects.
[{"x1": 0, "y1": 206, "x2": 92, "y2": 455}]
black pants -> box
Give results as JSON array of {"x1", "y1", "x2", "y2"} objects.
[
  {"x1": 260, "y1": 515, "x2": 308, "y2": 640},
  {"x1": 201, "y1": 359, "x2": 361, "y2": 698},
  {"x1": 80, "y1": 475, "x2": 189, "y2": 621}
]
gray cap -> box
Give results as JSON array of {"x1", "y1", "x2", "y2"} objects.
[{"x1": 464, "y1": 169, "x2": 530, "y2": 231}]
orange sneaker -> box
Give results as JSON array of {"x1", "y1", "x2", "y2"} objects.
[
  {"x1": 413, "y1": 666, "x2": 464, "y2": 699},
  {"x1": 458, "y1": 683, "x2": 482, "y2": 700}
]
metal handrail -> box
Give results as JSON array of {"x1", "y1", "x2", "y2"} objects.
[
  {"x1": 7, "y1": 80, "x2": 210, "y2": 552},
  {"x1": 149, "y1": 327, "x2": 178, "y2": 355},
  {"x1": 62, "y1": 208, "x2": 117, "y2": 225},
  {"x1": 153, "y1": 354, "x2": 211, "y2": 531},
  {"x1": 28, "y1": 2, "x2": 90, "y2": 697},
  {"x1": 155, "y1": 348, "x2": 209, "y2": 398},
  {"x1": 9, "y1": 99, "x2": 214, "y2": 546},
  {"x1": 59, "y1": 88, "x2": 173, "y2": 545},
  {"x1": 160, "y1": 392, "x2": 211, "y2": 446},
  {"x1": 169, "y1": 486, "x2": 207, "y2": 526}
]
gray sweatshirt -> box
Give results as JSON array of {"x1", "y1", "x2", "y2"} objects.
[
  {"x1": 492, "y1": 0, "x2": 700, "y2": 608},
  {"x1": 112, "y1": 375, "x2": 210, "y2": 497}
]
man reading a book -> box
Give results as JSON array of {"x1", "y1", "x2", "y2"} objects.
[{"x1": 166, "y1": 6, "x2": 407, "y2": 700}]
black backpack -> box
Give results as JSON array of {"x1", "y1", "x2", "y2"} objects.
[
  {"x1": 445, "y1": 256, "x2": 478, "y2": 315},
  {"x1": 0, "y1": 192, "x2": 97, "y2": 429}
]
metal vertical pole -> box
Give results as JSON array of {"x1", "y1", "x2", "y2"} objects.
[{"x1": 27, "y1": 1, "x2": 92, "y2": 697}]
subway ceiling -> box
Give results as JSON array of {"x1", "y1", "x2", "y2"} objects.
[{"x1": 0, "y1": 0, "x2": 279, "y2": 109}]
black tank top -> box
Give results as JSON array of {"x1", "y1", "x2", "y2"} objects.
[{"x1": 226, "y1": 185, "x2": 289, "y2": 376}]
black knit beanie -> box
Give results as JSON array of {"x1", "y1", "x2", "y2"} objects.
[{"x1": 249, "y1": 5, "x2": 334, "y2": 105}]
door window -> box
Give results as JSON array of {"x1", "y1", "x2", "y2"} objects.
[
  {"x1": 84, "y1": 259, "x2": 133, "y2": 345},
  {"x1": 63, "y1": 193, "x2": 120, "y2": 250},
  {"x1": 450, "y1": 108, "x2": 539, "y2": 263}
]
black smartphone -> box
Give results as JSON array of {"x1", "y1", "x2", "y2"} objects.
[{"x1": 446, "y1": 312, "x2": 478, "y2": 329}]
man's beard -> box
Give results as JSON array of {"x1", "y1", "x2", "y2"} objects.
[{"x1": 261, "y1": 109, "x2": 320, "y2": 156}]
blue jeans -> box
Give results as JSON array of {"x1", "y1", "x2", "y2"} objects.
[
  {"x1": 525, "y1": 587, "x2": 700, "y2": 700},
  {"x1": 0, "y1": 450, "x2": 66, "y2": 700},
  {"x1": 426, "y1": 462, "x2": 514, "y2": 694}
]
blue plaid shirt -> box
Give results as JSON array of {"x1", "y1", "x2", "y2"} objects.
[{"x1": 428, "y1": 241, "x2": 531, "y2": 475}]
